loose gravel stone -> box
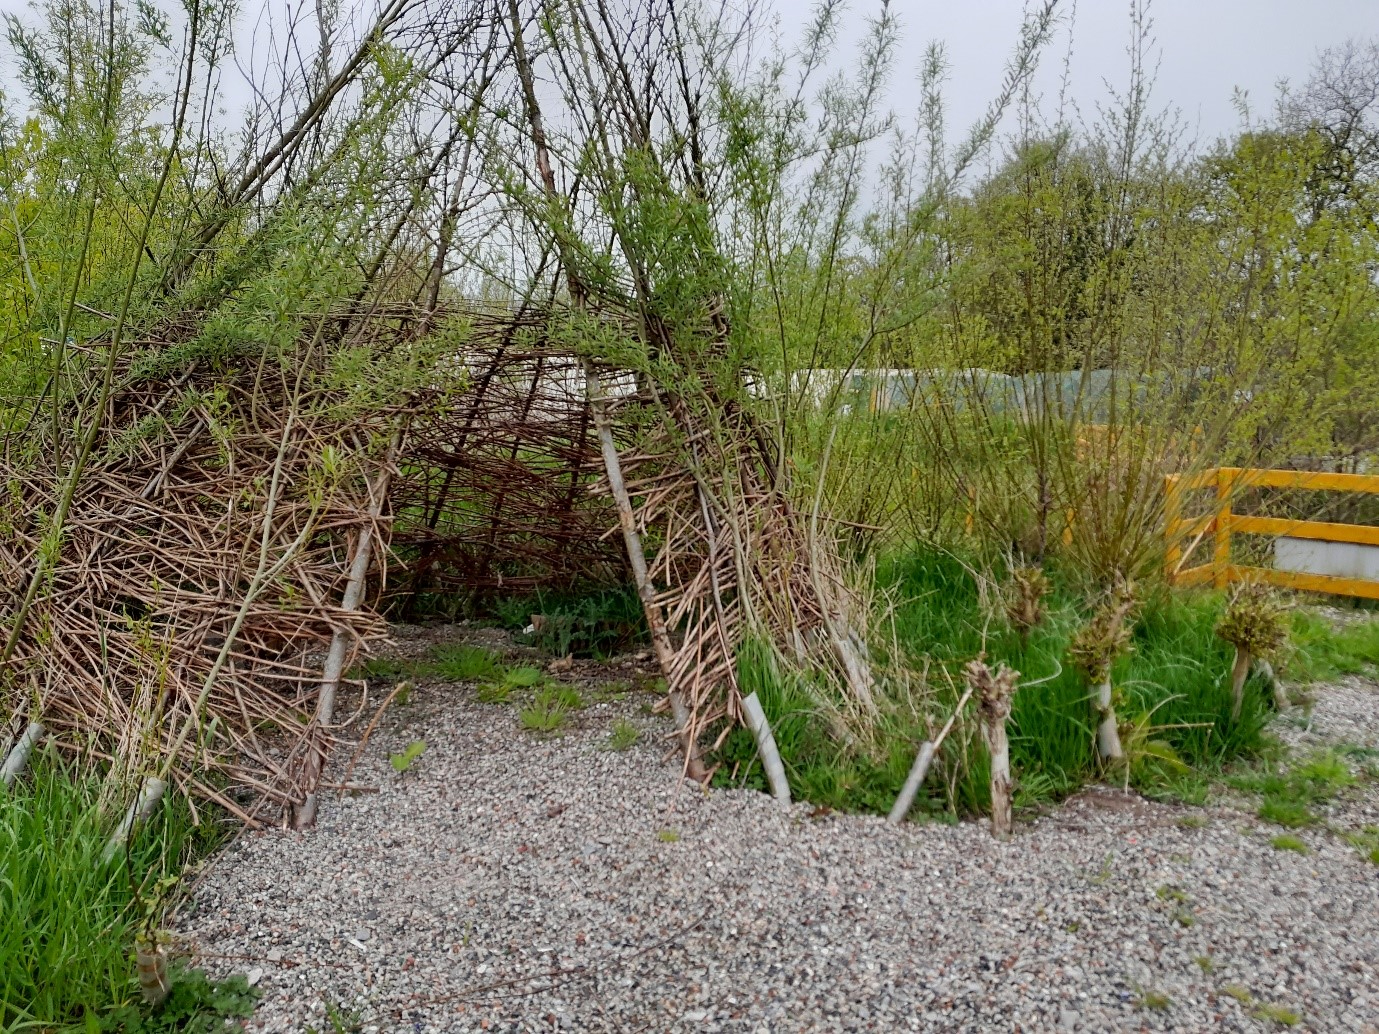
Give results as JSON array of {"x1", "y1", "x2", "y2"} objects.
[{"x1": 178, "y1": 626, "x2": 1379, "y2": 1033}]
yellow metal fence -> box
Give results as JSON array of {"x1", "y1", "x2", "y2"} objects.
[{"x1": 1165, "y1": 467, "x2": 1379, "y2": 600}]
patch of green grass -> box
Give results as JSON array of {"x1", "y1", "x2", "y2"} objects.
[
  {"x1": 655, "y1": 829, "x2": 680, "y2": 843},
  {"x1": 591, "y1": 680, "x2": 631, "y2": 702},
  {"x1": 1286, "y1": 612, "x2": 1379, "y2": 682},
  {"x1": 710, "y1": 548, "x2": 1272, "y2": 819},
  {"x1": 423, "y1": 644, "x2": 503, "y2": 682},
  {"x1": 1234, "y1": 749, "x2": 1356, "y2": 827},
  {"x1": 1269, "y1": 834, "x2": 1309, "y2": 854},
  {"x1": 1342, "y1": 826, "x2": 1379, "y2": 865},
  {"x1": 389, "y1": 740, "x2": 427, "y2": 773},
  {"x1": 100, "y1": 967, "x2": 257, "y2": 1032},
  {"x1": 1294, "y1": 752, "x2": 1356, "y2": 792},
  {"x1": 1253, "y1": 1002, "x2": 1301, "y2": 1026},
  {"x1": 1177, "y1": 814, "x2": 1207, "y2": 829},
  {"x1": 552, "y1": 685, "x2": 584, "y2": 711},
  {"x1": 476, "y1": 681, "x2": 512, "y2": 704},
  {"x1": 1155, "y1": 884, "x2": 1189, "y2": 903},
  {"x1": 478, "y1": 664, "x2": 549, "y2": 703},
  {"x1": 1221, "y1": 984, "x2": 1254, "y2": 1004},
  {"x1": 0, "y1": 755, "x2": 232, "y2": 1029},
  {"x1": 1258, "y1": 798, "x2": 1316, "y2": 828},
  {"x1": 603, "y1": 719, "x2": 640, "y2": 751},
  {"x1": 1136, "y1": 989, "x2": 1171, "y2": 1011},
  {"x1": 501, "y1": 665, "x2": 545, "y2": 689},
  {"x1": 1194, "y1": 955, "x2": 1216, "y2": 973},
  {"x1": 520, "y1": 688, "x2": 568, "y2": 734},
  {"x1": 348, "y1": 656, "x2": 413, "y2": 682}
]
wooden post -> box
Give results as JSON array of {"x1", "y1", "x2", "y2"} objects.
[
  {"x1": 294, "y1": 430, "x2": 401, "y2": 829},
  {"x1": 1213, "y1": 469, "x2": 1234, "y2": 589},
  {"x1": 741, "y1": 692, "x2": 789, "y2": 805},
  {"x1": 102, "y1": 775, "x2": 168, "y2": 864},
  {"x1": 887, "y1": 685, "x2": 973, "y2": 826},
  {"x1": 1, "y1": 721, "x2": 44, "y2": 787},
  {"x1": 586, "y1": 361, "x2": 707, "y2": 782},
  {"x1": 1163, "y1": 474, "x2": 1182, "y2": 583}
]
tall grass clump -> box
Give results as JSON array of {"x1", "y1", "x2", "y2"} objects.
[
  {"x1": 716, "y1": 547, "x2": 1278, "y2": 817},
  {"x1": 0, "y1": 754, "x2": 212, "y2": 1027}
]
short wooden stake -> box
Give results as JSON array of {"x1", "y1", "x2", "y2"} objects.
[
  {"x1": 888, "y1": 685, "x2": 973, "y2": 826},
  {"x1": 742, "y1": 692, "x2": 790, "y2": 805},
  {"x1": 1, "y1": 721, "x2": 44, "y2": 787},
  {"x1": 102, "y1": 776, "x2": 168, "y2": 864}
]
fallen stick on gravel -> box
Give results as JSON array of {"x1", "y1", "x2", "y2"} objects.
[
  {"x1": 102, "y1": 775, "x2": 169, "y2": 864},
  {"x1": 887, "y1": 685, "x2": 973, "y2": 826},
  {"x1": 1, "y1": 721, "x2": 45, "y2": 787},
  {"x1": 742, "y1": 691, "x2": 790, "y2": 805},
  {"x1": 969, "y1": 658, "x2": 1020, "y2": 839}
]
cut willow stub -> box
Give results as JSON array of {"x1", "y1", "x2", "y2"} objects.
[
  {"x1": 1216, "y1": 584, "x2": 1288, "y2": 721},
  {"x1": 1068, "y1": 585, "x2": 1136, "y2": 763},
  {"x1": 135, "y1": 931, "x2": 170, "y2": 1006},
  {"x1": 969, "y1": 659, "x2": 1020, "y2": 839}
]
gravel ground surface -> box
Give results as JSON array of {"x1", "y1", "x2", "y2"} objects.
[{"x1": 180, "y1": 624, "x2": 1379, "y2": 1033}]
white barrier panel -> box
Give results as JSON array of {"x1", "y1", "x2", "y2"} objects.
[{"x1": 1275, "y1": 537, "x2": 1379, "y2": 581}]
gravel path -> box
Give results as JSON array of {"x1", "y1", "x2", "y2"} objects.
[{"x1": 180, "y1": 626, "x2": 1379, "y2": 1033}]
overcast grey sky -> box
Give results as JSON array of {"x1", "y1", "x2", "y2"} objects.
[
  {"x1": 1, "y1": 0, "x2": 1372, "y2": 153},
  {"x1": 796, "y1": 0, "x2": 1378, "y2": 148}
]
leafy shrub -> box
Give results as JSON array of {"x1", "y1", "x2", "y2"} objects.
[
  {"x1": 488, "y1": 588, "x2": 646, "y2": 658},
  {"x1": 100, "y1": 968, "x2": 257, "y2": 1032}
]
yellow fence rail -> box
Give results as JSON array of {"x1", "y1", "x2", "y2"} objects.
[{"x1": 1164, "y1": 467, "x2": 1379, "y2": 600}]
